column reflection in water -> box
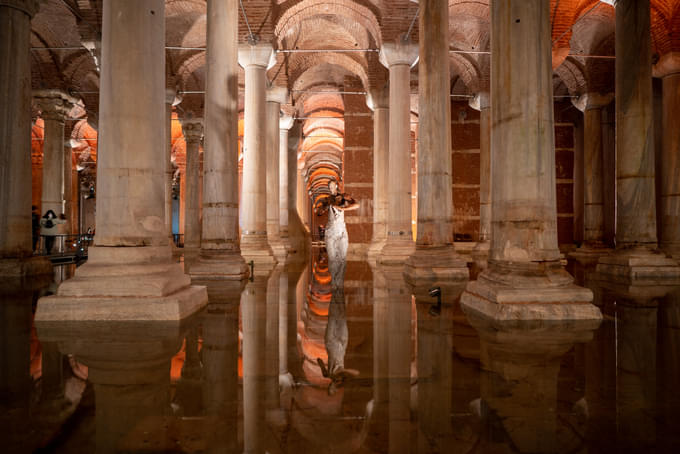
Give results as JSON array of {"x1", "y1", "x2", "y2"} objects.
[
  {"x1": 463, "y1": 307, "x2": 600, "y2": 453},
  {"x1": 658, "y1": 289, "x2": 680, "y2": 450},
  {"x1": 35, "y1": 317, "x2": 199, "y2": 454}
]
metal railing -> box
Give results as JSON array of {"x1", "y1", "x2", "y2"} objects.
[{"x1": 36, "y1": 234, "x2": 93, "y2": 263}]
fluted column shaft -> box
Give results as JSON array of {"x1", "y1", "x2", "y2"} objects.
[
  {"x1": 182, "y1": 119, "x2": 203, "y2": 250},
  {"x1": 379, "y1": 40, "x2": 418, "y2": 265},
  {"x1": 238, "y1": 44, "x2": 276, "y2": 271},
  {"x1": 366, "y1": 89, "x2": 389, "y2": 262},
  {"x1": 0, "y1": 0, "x2": 40, "y2": 260}
]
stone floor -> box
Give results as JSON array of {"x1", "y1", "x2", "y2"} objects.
[{"x1": 1, "y1": 249, "x2": 679, "y2": 453}]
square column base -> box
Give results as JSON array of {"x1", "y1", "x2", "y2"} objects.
[
  {"x1": 241, "y1": 233, "x2": 277, "y2": 275},
  {"x1": 403, "y1": 246, "x2": 469, "y2": 284},
  {"x1": 461, "y1": 280, "x2": 601, "y2": 322},
  {"x1": 568, "y1": 242, "x2": 613, "y2": 262},
  {"x1": 186, "y1": 249, "x2": 249, "y2": 281},
  {"x1": 366, "y1": 238, "x2": 386, "y2": 264},
  {"x1": 0, "y1": 256, "x2": 53, "y2": 278},
  {"x1": 378, "y1": 237, "x2": 415, "y2": 266},
  {"x1": 595, "y1": 246, "x2": 680, "y2": 285}
]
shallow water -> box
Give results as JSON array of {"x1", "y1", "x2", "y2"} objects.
[{"x1": 1, "y1": 251, "x2": 679, "y2": 453}]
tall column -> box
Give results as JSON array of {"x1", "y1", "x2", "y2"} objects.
[
  {"x1": 0, "y1": 0, "x2": 52, "y2": 276},
  {"x1": 406, "y1": 0, "x2": 468, "y2": 282},
  {"x1": 570, "y1": 93, "x2": 614, "y2": 257},
  {"x1": 366, "y1": 88, "x2": 389, "y2": 263},
  {"x1": 460, "y1": 0, "x2": 600, "y2": 321},
  {"x1": 164, "y1": 89, "x2": 177, "y2": 248},
  {"x1": 597, "y1": 0, "x2": 680, "y2": 282},
  {"x1": 279, "y1": 115, "x2": 294, "y2": 252},
  {"x1": 470, "y1": 92, "x2": 491, "y2": 261},
  {"x1": 35, "y1": 0, "x2": 207, "y2": 321},
  {"x1": 33, "y1": 90, "x2": 76, "y2": 217},
  {"x1": 238, "y1": 43, "x2": 277, "y2": 273},
  {"x1": 265, "y1": 87, "x2": 288, "y2": 262},
  {"x1": 654, "y1": 53, "x2": 680, "y2": 260},
  {"x1": 378, "y1": 39, "x2": 418, "y2": 265},
  {"x1": 181, "y1": 118, "x2": 203, "y2": 252},
  {"x1": 188, "y1": 0, "x2": 248, "y2": 280}
]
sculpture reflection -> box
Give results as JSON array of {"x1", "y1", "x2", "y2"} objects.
[{"x1": 314, "y1": 180, "x2": 360, "y2": 394}]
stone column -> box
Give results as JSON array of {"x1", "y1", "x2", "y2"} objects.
[
  {"x1": 35, "y1": 0, "x2": 207, "y2": 321},
  {"x1": 597, "y1": 0, "x2": 680, "y2": 282},
  {"x1": 570, "y1": 93, "x2": 614, "y2": 257},
  {"x1": 33, "y1": 90, "x2": 76, "y2": 217},
  {"x1": 654, "y1": 53, "x2": 680, "y2": 260},
  {"x1": 470, "y1": 92, "x2": 491, "y2": 260},
  {"x1": 378, "y1": 39, "x2": 418, "y2": 265},
  {"x1": 265, "y1": 87, "x2": 288, "y2": 262},
  {"x1": 279, "y1": 115, "x2": 294, "y2": 252},
  {"x1": 238, "y1": 43, "x2": 277, "y2": 273},
  {"x1": 164, "y1": 89, "x2": 177, "y2": 248},
  {"x1": 181, "y1": 118, "x2": 203, "y2": 252},
  {"x1": 406, "y1": 0, "x2": 468, "y2": 282},
  {"x1": 0, "y1": 0, "x2": 52, "y2": 276},
  {"x1": 460, "y1": 0, "x2": 600, "y2": 321},
  {"x1": 366, "y1": 88, "x2": 389, "y2": 263},
  {"x1": 188, "y1": 0, "x2": 248, "y2": 280}
]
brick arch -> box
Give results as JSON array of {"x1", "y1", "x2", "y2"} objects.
[
  {"x1": 275, "y1": 0, "x2": 382, "y2": 49},
  {"x1": 554, "y1": 57, "x2": 587, "y2": 96},
  {"x1": 289, "y1": 53, "x2": 370, "y2": 92},
  {"x1": 449, "y1": 52, "x2": 482, "y2": 94}
]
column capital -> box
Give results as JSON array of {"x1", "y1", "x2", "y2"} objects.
[
  {"x1": 279, "y1": 115, "x2": 294, "y2": 130},
  {"x1": 181, "y1": 118, "x2": 204, "y2": 144},
  {"x1": 33, "y1": 89, "x2": 78, "y2": 122},
  {"x1": 0, "y1": 0, "x2": 42, "y2": 17},
  {"x1": 469, "y1": 92, "x2": 490, "y2": 111},
  {"x1": 238, "y1": 43, "x2": 276, "y2": 69},
  {"x1": 165, "y1": 88, "x2": 182, "y2": 106},
  {"x1": 366, "y1": 87, "x2": 389, "y2": 111},
  {"x1": 379, "y1": 39, "x2": 418, "y2": 69},
  {"x1": 571, "y1": 92, "x2": 614, "y2": 112},
  {"x1": 266, "y1": 86, "x2": 288, "y2": 104},
  {"x1": 653, "y1": 52, "x2": 680, "y2": 78}
]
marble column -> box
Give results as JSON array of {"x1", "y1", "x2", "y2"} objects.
[
  {"x1": 460, "y1": 0, "x2": 600, "y2": 321},
  {"x1": 238, "y1": 43, "x2": 277, "y2": 273},
  {"x1": 35, "y1": 0, "x2": 207, "y2": 321},
  {"x1": 470, "y1": 92, "x2": 491, "y2": 261},
  {"x1": 188, "y1": 0, "x2": 248, "y2": 280},
  {"x1": 279, "y1": 115, "x2": 295, "y2": 253},
  {"x1": 570, "y1": 93, "x2": 614, "y2": 258},
  {"x1": 265, "y1": 87, "x2": 288, "y2": 262},
  {"x1": 164, "y1": 89, "x2": 178, "y2": 248},
  {"x1": 181, "y1": 118, "x2": 203, "y2": 252},
  {"x1": 33, "y1": 90, "x2": 76, "y2": 217},
  {"x1": 406, "y1": 0, "x2": 468, "y2": 282},
  {"x1": 366, "y1": 88, "x2": 389, "y2": 264},
  {"x1": 654, "y1": 53, "x2": 680, "y2": 260},
  {"x1": 0, "y1": 0, "x2": 52, "y2": 276},
  {"x1": 378, "y1": 39, "x2": 418, "y2": 265},
  {"x1": 596, "y1": 0, "x2": 680, "y2": 282}
]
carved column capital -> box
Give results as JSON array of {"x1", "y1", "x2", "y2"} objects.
[
  {"x1": 181, "y1": 118, "x2": 204, "y2": 145},
  {"x1": 571, "y1": 92, "x2": 614, "y2": 112},
  {"x1": 33, "y1": 89, "x2": 78, "y2": 122}
]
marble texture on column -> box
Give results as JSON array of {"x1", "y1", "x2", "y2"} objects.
[
  {"x1": 33, "y1": 90, "x2": 77, "y2": 216},
  {"x1": 164, "y1": 89, "x2": 177, "y2": 249},
  {"x1": 265, "y1": 87, "x2": 288, "y2": 262},
  {"x1": 366, "y1": 88, "x2": 389, "y2": 264},
  {"x1": 596, "y1": 0, "x2": 680, "y2": 283},
  {"x1": 238, "y1": 43, "x2": 277, "y2": 274},
  {"x1": 378, "y1": 39, "x2": 418, "y2": 266},
  {"x1": 460, "y1": 0, "x2": 600, "y2": 321},
  {"x1": 655, "y1": 53, "x2": 680, "y2": 260},
  {"x1": 35, "y1": 0, "x2": 207, "y2": 321},
  {"x1": 181, "y1": 118, "x2": 203, "y2": 252},
  {"x1": 0, "y1": 0, "x2": 52, "y2": 276},
  {"x1": 188, "y1": 0, "x2": 248, "y2": 280},
  {"x1": 279, "y1": 115, "x2": 294, "y2": 253},
  {"x1": 405, "y1": 0, "x2": 468, "y2": 282},
  {"x1": 470, "y1": 92, "x2": 491, "y2": 264},
  {"x1": 569, "y1": 93, "x2": 614, "y2": 259}
]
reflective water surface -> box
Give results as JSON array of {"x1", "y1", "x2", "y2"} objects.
[{"x1": 1, "y1": 250, "x2": 680, "y2": 453}]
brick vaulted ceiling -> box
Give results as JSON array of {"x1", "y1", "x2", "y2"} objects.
[{"x1": 30, "y1": 0, "x2": 680, "y2": 173}]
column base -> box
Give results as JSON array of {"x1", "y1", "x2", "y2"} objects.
[
  {"x1": 267, "y1": 235, "x2": 288, "y2": 262},
  {"x1": 471, "y1": 241, "x2": 490, "y2": 270},
  {"x1": 568, "y1": 242, "x2": 613, "y2": 262},
  {"x1": 34, "y1": 246, "x2": 208, "y2": 322},
  {"x1": 595, "y1": 245, "x2": 680, "y2": 285},
  {"x1": 378, "y1": 237, "x2": 415, "y2": 266},
  {"x1": 187, "y1": 249, "x2": 249, "y2": 281},
  {"x1": 366, "y1": 238, "x2": 386, "y2": 264},
  {"x1": 0, "y1": 255, "x2": 53, "y2": 277},
  {"x1": 660, "y1": 242, "x2": 680, "y2": 261},
  {"x1": 403, "y1": 245, "x2": 469, "y2": 284},
  {"x1": 241, "y1": 233, "x2": 277, "y2": 275},
  {"x1": 461, "y1": 262, "x2": 600, "y2": 322}
]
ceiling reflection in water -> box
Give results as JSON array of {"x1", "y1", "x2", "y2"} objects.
[{"x1": 1, "y1": 252, "x2": 679, "y2": 453}]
